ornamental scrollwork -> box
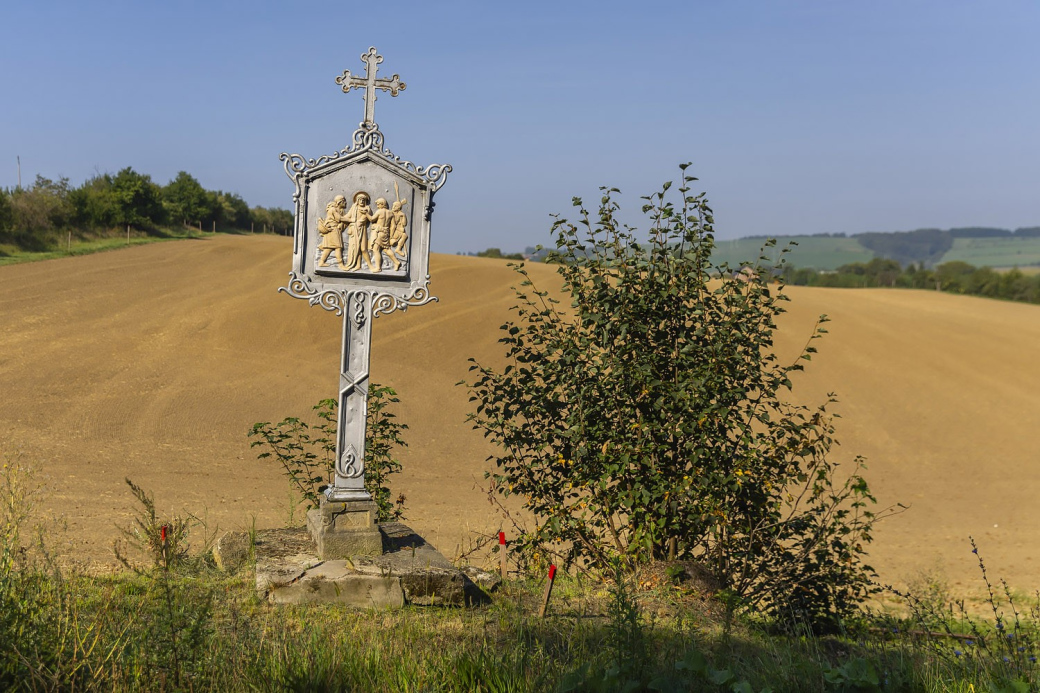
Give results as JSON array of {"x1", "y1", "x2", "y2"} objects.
[
  {"x1": 351, "y1": 291, "x2": 367, "y2": 329},
  {"x1": 278, "y1": 272, "x2": 347, "y2": 314},
  {"x1": 372, "y1": 148, "x2": 453, "y2": 192},
  {"x1": 338, "y1": 445, "x2": 363, "y2": 478},
  {"x1": 371, "y1": 281, "x2": 438, "y2": 318},
  {"x1": 280, "y1": 127, "x2": 452, "y2": 192},
  {"x1": 351, "y1": 126, "x2": 385, "y2": 152},
  {"x1": 280, "y1": 273, "x2": 437, "y2": 319}
]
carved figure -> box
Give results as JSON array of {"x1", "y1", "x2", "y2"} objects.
[
  {"x1": 389, "y1": 199, "x2": 408, "y2": 257},
  {"x1": 317, "y1": 195, "x2": 350, "y2": 269},
  {"x1": 344, "y1": 191, "x2": 376, "y2": 271},
  {"x1": 368, "y1": 198, "x2": 400, "y2": 272}
]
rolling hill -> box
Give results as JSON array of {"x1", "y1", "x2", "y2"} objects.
[
  {"x1": 711, "y1": 232, "x2": 1040, "y2": 271},
  {"x1": 1, "y1": 235, "x2": 1038, "y2": 596}
]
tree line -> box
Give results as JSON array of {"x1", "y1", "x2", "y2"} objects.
[
  {"x1": 744, "y1": 227, "x2": 1040, "y2": 267},
  {"x1": 0, "y1": 168, "x2": 293, "y2": 252},
  {"x1": 782, "y1": 257, "x2": 1040, "y2": 304}
]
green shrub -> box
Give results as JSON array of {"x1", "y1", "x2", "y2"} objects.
[
  {"x1": 250, "y1": 384, "x2": 408, "y2": 522},
  {"x1": 464, "y1": 166, "x2": 895, "y2": 631}
]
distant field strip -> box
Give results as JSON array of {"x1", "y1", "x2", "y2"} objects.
[
  {"x1": 938, "y1": 237, "x2": 1040, "y2": 268},
  {"x1": 710, "y1": 236, "x2": 874, "y2": 270}
]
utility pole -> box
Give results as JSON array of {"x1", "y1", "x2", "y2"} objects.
[{"x1": 16, "y1": 155, "x2": 21, "y2": 189}]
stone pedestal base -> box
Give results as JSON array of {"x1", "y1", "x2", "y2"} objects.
[
  {"x1": 307, "y1": 499, "x2": 383, "y2": 558},
  {"x1": 210, "y1": 524, "x2": 501, "y2": 608}
]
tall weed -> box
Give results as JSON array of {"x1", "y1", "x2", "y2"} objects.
[
  {"x1": 114, "y1": 477, "x2": 217, "y2": 689},
  {"x1": 0, "y1": 445, "x2": 124, "y2": 689}
]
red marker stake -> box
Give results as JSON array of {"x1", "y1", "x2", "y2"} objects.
[
  {"x1": 498, "y1": 531, "x2": 508, "y2": 581},
  {"x1": 539, "y1": 565, "x2": 557, "y2": 618}
]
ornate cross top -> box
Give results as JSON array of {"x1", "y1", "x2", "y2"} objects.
[{"x1": 335, "y1": 47, "x2": 406, "y2": 131}]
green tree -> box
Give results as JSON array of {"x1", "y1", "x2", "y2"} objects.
[
  {"x1": 163, "y1": 171, "x2": 212, "y2": 227},
  {"x1": 477, "y1": 247, "x2": 525, "y2": 260},
  {"x1": 111, "y1": 167, "x2": 165, "y2": 228},
  {"x1": 69, "y1": 172, "x2": 118, "y2": 229},
  {"x1": 862, "y1": 257, "x2": 902, "y2": 287},
  {"x1": 856, "y1": 228, "x2": 952, "y2": 266},
  {"x1": 269, "y1": 207, "x2": 293, "y2": 234},
  {"x1": 8, "y1": 175, "x2": 72, "y2": 250},
  {"x1": 214, "y1": 191, "x2": 251, "y2": 230},
  {"x1": 249, "y1": 206, "x2": 294, "y2": 235},
  {"x1": 465, "y1": 166, "x2": 889, "y2": 630},
  {"x1": 999, "y1": 268, "x2": 1040, "y2": 303},
  {"x1": 965, "y1": 267, "x2": 1002, "y2": 298},
  {"x1": 933, "y1": 261, "x2": 977, "y2": 292},
  {"x1": 0, "y1": 188, "x2": 13, "y2": 237}
]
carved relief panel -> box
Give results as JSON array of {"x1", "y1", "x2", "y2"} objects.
[
  {"x1": 282, "y1": 145, "x2": 448, "y2": 316},
  {"x1": 312, "y1": 181, "x2": 412, "y2": 277}
]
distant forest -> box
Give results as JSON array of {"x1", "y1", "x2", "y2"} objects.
[
  {"x1": 731, "y1": 226, "x2": 1040, "y2": 305},
  {"x1": 782, "y1": 258, "x2": 1040, "y2": 305},
  {"x1": 746, "y1": 226, "x2": 1040, "y2": 267},
  {"x1": 0, "y1": 169, "x2": 293, "y2": 253}
]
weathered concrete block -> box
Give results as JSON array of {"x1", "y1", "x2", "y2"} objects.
[
  {"x1": 308, "y1": 504, "x2": 383, "y2": 559},
  {"x1": 318, "y1": 528, "x2": 383, "y2": 559},
  {"x1": 252, "y1": 524, "x2": 483, "y2": 608},
  {"x1": 267, "y1": 562, "x2": 405, "y2": 608},
  {"x1": 334, "y1": 508, "x2": 375, "y2": 530},
  {"x1": 212, "y1": 531, "x2": 251, "y2": 573},
  {"x1": 398, "y1": 567, "x2": 466, "y2": 606},
  {"x1": 306, "y1": 508, "x2": 323, "y2": 539},
  {"x1": 461, "y1": 566, "x2": 503, "y2": 593}
]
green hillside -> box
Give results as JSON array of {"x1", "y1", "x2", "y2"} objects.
[
  {"x1": 938, "y1": 236, "x2": 1040, "y2": 268},
  {"x1": 712, "y1": 234, "x2": 1040, "y2": 271},
  {"x1": 711, "y1": 236, "x2": 874, "y2": 270}
]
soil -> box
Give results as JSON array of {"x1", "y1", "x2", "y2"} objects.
[{"x1": 2, "y1": 235, "x2": 1038, "y2": 599}]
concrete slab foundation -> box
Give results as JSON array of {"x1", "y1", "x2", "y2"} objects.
[{"x1": 214, "y1": 523, "x2": 499, "y2": 608}]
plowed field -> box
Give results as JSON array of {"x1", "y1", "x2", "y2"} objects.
[{"x1": 2, "y1": 235, "x2": 1038, "y2": 595}]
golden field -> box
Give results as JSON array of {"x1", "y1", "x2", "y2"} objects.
[{"x1": 1, "y1": 235, "x2": 1038, "y2": 596}]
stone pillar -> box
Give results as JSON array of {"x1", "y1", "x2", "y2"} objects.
[
  {"x1": 307, "y1": 291, "x2": 384, "y2": 558},
  {"x1": 327, "y1": 290, "x2": 374, "y2": 502}
]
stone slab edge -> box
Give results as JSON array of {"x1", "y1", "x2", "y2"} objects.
[{"x1": 214, "y1": 524, "x2": 498, "y2": 608}]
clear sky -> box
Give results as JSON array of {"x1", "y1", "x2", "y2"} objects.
[{"x1": 2, "y1": 1, "x2": 1038, "y2": 253}]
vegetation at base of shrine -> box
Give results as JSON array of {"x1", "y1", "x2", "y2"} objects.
[
  {"x1": 3, "y1": 452, "x2": 1040, "y2": 691},
  {"x1": 0, "y1": 169, "x2": 293, "y2": 258},
  {"x1": 2, "y1": 453, "x2": 1040, "y2": 686},
  {"x1": 465, "y1": 165, "x2": 903, "y2": 633},
  {"x1": 249, "y1": 384, "x2": 408, "y2": 523}
]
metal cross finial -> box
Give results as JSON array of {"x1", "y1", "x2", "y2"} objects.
[{"x1": 335, "y1": 47, "x2": 406, "y2": 131}]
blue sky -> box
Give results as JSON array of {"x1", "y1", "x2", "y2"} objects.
[{"x1": 2, "y1": 1, "x2": 1037, "y2": 253}]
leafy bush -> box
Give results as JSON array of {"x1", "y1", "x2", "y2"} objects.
[
  {"x1": 464, "y1": 166, "x2": 894, "y2": 630},
  {"x1": 5, "y1": 176, "x2": 72, "y2": 250},
  {"x1": 250, "y1": 384, "x2": 408, "y2": 522}
]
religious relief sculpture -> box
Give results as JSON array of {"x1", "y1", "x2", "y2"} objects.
[
  {"x1": 316, "y1": 185, "x2": 410, "y2": 275},
  {"x1": 316, "y1": 195, "x2": 350, "y2": 269},
  {"x1": 368, "y1": 198, "x2": 398, "y2": 272},
  {"x1": 389, "y1": 183, "x2": 408, "y2": 257},
  {"x1": 345, "y1": 191, "x2": 375, "y2": 272}
]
